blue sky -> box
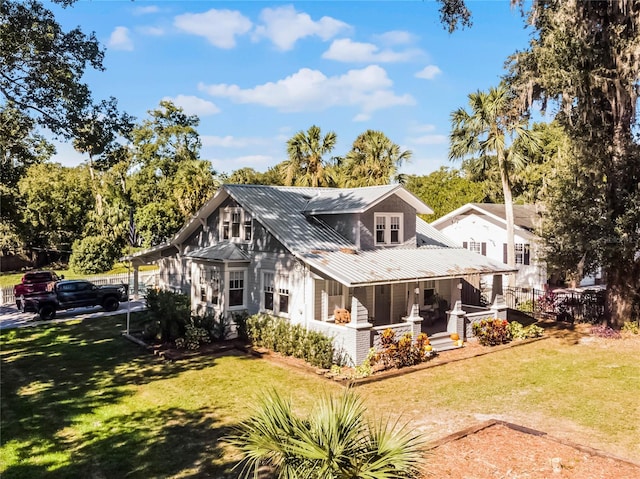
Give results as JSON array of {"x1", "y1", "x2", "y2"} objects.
[{"x1": 49, "y1": 1, "x2": 534, "y2": 176}]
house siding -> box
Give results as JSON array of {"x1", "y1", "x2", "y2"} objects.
[
  {"x1": 436, "y1": 213, "x2": 546, "y2": 290},
  {"x1": 360, "y1": 195, "x2": 417, "y2": 250}
]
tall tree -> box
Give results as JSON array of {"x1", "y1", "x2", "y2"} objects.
[
  {"x1": 340, "y1": 130, "x2": 412, "y2": 187},
  {"x1": 0, "y1": 0, "x2": 103, "y2": 138},
  {"x1": 405, "y1": 167, "x2": 487, "y2": 221},
  {"x1": 449, "y1": 83, "x2": 539, "y2": 286},
  {"x1": 507, "y1": 0, "x2": 640, "y2": 323},
  {"x1": 282, "y1": 125, "x2": 337, "y2": 187}
]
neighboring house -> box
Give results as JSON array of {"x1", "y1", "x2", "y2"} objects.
[
  {"x1": 128, "y1": 185, "x2": 514, "y2": 365},
  {"x1": 430, "y1": 203, "x2": 602, "y2": 295}
]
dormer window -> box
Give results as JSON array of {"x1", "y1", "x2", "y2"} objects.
[
  {"x1": 374, "y1": 213, "x2": 403, "y2": 245},
  {"x1": 221, "y1": 207, "x2": 252, "y2": 241}
]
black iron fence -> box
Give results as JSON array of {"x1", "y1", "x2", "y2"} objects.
[{"x1": 503, "y1": 286, "x2": 606, "y2": 323}]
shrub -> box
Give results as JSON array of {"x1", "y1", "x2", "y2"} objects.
[
  {"x1": 246, "y1": 314, "x2": 334, "y2": 369},
  {"x1": 232, "y1": 310, "x2": 250, "y2": 340},
  {"x1": 144, "y1": 289, "x2": 190, "y2": 342},
  {"x1": 68, "y1": 235, "x2": 119, "y2": 274},
  {"x1": 507, "y1": 321, "x2": 545, "y2": 340},
  {"x1": 472, "y1": 318, "x2": 511, "y2": 346},
  {"x1": 517, "y1": 299, "x2": 535, "y2": 313},
  {"x1": 622, "y1": 321, "x2": 639, "y2": 335},
  {"x1": 374, "y1": 329, "x2": 435, "y2": 370}
]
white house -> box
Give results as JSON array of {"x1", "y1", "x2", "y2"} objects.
[{"x1": 128, "y1": 185, "x2": 514, "y2": 365}]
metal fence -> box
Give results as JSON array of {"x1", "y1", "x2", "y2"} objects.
[
  {"x1": 503, "y1": 286, "x2": 606, "y2": 323},
  {"x1": 1, "y1": 271, "x2": 159, "y2": 306}
]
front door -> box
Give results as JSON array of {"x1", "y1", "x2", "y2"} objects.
[{"x1": 374, "y1": 284, "x2": 390, "y2": 325}]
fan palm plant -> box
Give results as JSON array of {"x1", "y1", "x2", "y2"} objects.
[
  {"x1": 227, "y1": 389, "x2": 425, "y2": 479},
  {"x1": 283, "y1": 125, "x2": 337, "y2": 187}
]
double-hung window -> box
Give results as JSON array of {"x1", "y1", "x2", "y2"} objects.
[
  {"x1": 263, "y1": 272, "x2": 275, "y2": 311},
  {"x1": 262, "y1": 271, "x2": 289, "y2": 316},
  {"x1": 199, "y1": 267, "x2": 220, "y2": 305},
  {"x1": 503, "y1": 243, "x2": 531, "y2": 265},
  {"x1": 228, "y1": 270, "x2": 245, "y2": 307},
  {"x1": 374, "y1": 213, "x2": 403, "y2": 245},
  {"x1": 221, "y1": 207, "x2": 252, "y2": 241}
]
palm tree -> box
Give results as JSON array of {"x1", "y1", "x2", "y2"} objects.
[
  {"x1": 283, "y1": 125, "x2": 337, "y2": 187},
  {"x1": 227, "y1": 389, "x2": 424, "y2": 479},
  {"x1": 449, "y1": 82, "x2": 539, "y2": 286},
  {"x1": 341, "y1": 130, "x2": 412, "y2": 187}
]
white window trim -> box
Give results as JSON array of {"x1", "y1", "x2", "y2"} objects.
[
  {"x1": 220, "y1": 207, "x2": 252, "y2": 242},
  {"x1": 261, "y1": 270, "x2": 290, "y2": 317},
  {"x1": 374, "y1": 212, "x2": 403, "y2": 245},
  {"x1": 226, "y1": 268, "x2": 247, "y2": 311}
]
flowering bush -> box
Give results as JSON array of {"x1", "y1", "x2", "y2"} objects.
[
  {"x1": 374, "y1": 329, "x2": 435, "y2": 370},
  {"x1": 472, "y1": 318, "x2": 511, "y2": 346}
]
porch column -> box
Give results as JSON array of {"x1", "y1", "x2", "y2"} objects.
[
  {"x1": 490, "y1": 294, "x2": 508, "y2": 320},
  {"x1": 447, "y1": 300, "x2": 467, "y2": 338},
  {"x1": 344, "y1": 293, "x2": 373, "y2": 366},
  {"x1": 406, "y1": 292, "x2": 423, "y2": 338}
]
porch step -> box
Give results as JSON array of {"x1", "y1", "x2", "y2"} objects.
[{"x1": 429, "y1": 332, "x2": 462, "y2": 352}]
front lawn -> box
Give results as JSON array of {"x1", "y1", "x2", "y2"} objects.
[{"x1": 1, "y1": 316, "x2": 638, "y2": 478}]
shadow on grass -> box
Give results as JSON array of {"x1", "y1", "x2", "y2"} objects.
[
  {"x1": 0, "y1": 314, "x2": 252, "y2": 478},
  {"x1": 3, "y1": 406, "x2": 240, "y2": 478}
]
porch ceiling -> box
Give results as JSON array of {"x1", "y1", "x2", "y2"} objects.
[{"x1": 300, "y1": 247, "x2": 517, "y2": 287}]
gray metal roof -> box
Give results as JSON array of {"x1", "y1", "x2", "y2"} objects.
[
  {"x1": 185, "y1": 243, "x2": 250, "y2": 262},
  {"x1": 300, "y1": 247, "x2": 515, "y2": 287}
]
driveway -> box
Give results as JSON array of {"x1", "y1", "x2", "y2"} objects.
[{"x1": 0, "y1": 300, "x2": 146, "y2": 330}]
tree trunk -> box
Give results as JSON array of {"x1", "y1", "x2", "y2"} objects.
[
  {"x1": 606, "y1": 264, "x2": 640, "y2": 327},
  {"x1": 499, "y1": 155, "x2": 516, "y2": 288}
]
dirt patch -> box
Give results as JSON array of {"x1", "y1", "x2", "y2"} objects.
[{"x1": 424, "y1": 421, "x2": 640, "y2": 479}]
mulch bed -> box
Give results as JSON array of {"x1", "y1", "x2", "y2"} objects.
[{"x1": 424, "y1": 420, "x2": 640, "y2": 479}]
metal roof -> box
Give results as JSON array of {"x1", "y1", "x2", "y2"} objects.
[
  {"x1": 300, "y1": 247, "x2": 516, "y2": 287},
  {"x1": 431, "y1": 203, "x2": 542, "y2": 232},
  {"x1": 185, "y1": 243, "x2": 250, "y2": 262},
  {"x1": 127, "y1": 185, "x2": 514, "y2": 284}
]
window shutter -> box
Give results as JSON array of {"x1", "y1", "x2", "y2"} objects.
[
  {"x1": 463, "y1": 241, "x2": 468, "y2": 249},
  {"x1": 503, "y1": 243, "x2": 508, "y2": 263},
  {"x1": 524, "y1": 244, "x2": 531, "y2": 265},
  {"x1": 481, "y1": 242, "x2": 487, "y2": 256}
]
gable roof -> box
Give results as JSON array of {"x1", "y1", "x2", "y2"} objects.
[
  {"x1": 430, "y1": 203, "x2": 541, "y2": 232},
  {"x1": 127, "y1": 185, "x2": 515, "y2": 284}
]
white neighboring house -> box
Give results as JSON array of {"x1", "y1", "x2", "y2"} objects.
[
  {"x1": 430, "y1": 203, "x2": 602, "y2": 294},
  {"x1": 430, "y1": 204, "x2": 546, "y2": 293}
]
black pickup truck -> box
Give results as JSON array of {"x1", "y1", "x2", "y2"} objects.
[{"x1": 21, "y1": 280, "x2": 128, "y2": 320}]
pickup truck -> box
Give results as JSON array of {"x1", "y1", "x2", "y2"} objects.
[
  {"x1": 14, "y1": 271, "x2": 62, "y2": 309},
  {"x1": 21, "y1": 279, "x2": 128, "y2": 320}
]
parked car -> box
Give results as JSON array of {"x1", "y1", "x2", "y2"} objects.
[
  {"x1": 13, "y1": 271, "x2": 62, "y2": 309},
  {"x1": 21, "y1": 280, "x2": 128, "y2": 320}
]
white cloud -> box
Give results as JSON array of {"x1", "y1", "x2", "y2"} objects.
[
  {"x1": 322, "y1": 38, "x2": 419, "y2": 63},
  {"x1": 411, "y1": 124, "x2": 437, "y2": 133},
  {"x1": 415, "y1": 65, "x2": 442, "y2": 80},
  {"x1": 137, "y1": 26, "x2": 164, "y2": 36},
  {"x1": 107, "y1": 26, "x2": 134, "y2": 51},
  {"x1": 133, "y1": 5, "x2": 159, "y2": 15},
  {"x1": 202, "y1": 135, "x2": 267, "y2": 148},
  {"x1": 410, "y1": 134, "x2": 448, "y2": 145},
  {"x1": 374, "y1": 30, "x2": 415, "y2": 45},
  {"x1": 198, "y1": 65, "x2": 414, "y2": 118},
  {"x1": 162, "y1": 95, "x2": 220, "y2": 116},
  {"x1": 208, "y1": 154, "x2": 274, "y2": 173},
  {"x1": 253, "y1": 5, "x2": 350, "y2": 50},
  {"x1": 174, "y1": 9, "x2": 252, "y2": 48}
]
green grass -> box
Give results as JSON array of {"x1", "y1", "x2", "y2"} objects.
[
  {"x1": 1, "y1": 317, "x2": 639, "y2": 478},
  {"x1": 0, "y1": 263, "x2": 159, "y2": 287}
]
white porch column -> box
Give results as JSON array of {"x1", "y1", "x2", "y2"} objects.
[
  {"x1": 344, "y1": 293, "x2": 373, "y2": 366},
  {"x1": 490, "y1": 294, "x2": 508, "y2": 320},
  {"x1": 447, "y1": 300, "x2": 466, "y2": 337}
]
